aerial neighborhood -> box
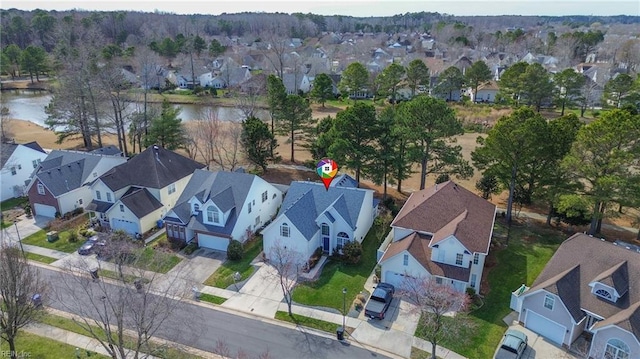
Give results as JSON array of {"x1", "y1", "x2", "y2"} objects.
[{"x1": 1, "y1": 6, "x2": 640, "y2": 359}]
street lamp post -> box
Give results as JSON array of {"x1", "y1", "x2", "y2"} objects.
[
  {"x1": 14, "y1": 220, "x2": 24, "y2": 256},
  {"x1": 342, "y1": 287, "x2": 347, "y2": 330}
]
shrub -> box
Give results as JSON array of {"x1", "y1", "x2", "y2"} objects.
[
  {"x1": 435, "y1": 173, "x2": 450, "y2": 184},
  {"x1": 227, "y1": 240, "x2": 243, "y2": 261},
  {"x1": 72, "y1": 207, "x2": 84, "y2": 216},
  {"x1": 68, "y1": 231, "x2": 79, "y2": 243},
  {"x1": 354, "y1": 298, "x2": 364, "y2": 311},
  {"x1": 342, "y1": 241, "x2": 362, "y2": 264},
  {"x1": 183, "y1": 242, "x2": 198, "y2": 255}
]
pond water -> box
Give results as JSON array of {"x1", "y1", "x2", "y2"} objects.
[{"x1": 0, "y1": 89, "x2": 266, "y2": 127}]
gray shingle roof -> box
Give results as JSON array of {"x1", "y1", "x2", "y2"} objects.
[
  {"x1": 529, "y1": 234, "x2": 640, "y2": 325},
  {"x1": 90, "y1": 145, "x2": 122, "y2": 156},
  {"x1": 35, "y1": 150, "x2": 113, "y2": 196},
  {"x1": 99, "y1": 145, "x2": 205, "y2": 191},
  {"x1": 278, "y1": 181, "x2": 370, "y2": 241},
  {"x1": 119, "y1": 187, "x2": 163, "y2": 218},
  {"x1": 86, "y1": 200, "x2": 114, "y2": 213},
  {"x1": 2, "y1": 141, "x2": 46, "y2": 168},
  {"x1": 164, "y1": 169, "x2": 257, "y2": 237}
]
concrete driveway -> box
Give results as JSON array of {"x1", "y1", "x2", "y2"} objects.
[
  {"x1": 221, "y1": 262, "x2": 285, "y2": 318},
  {"x1": 350, "y1": 297, "x2": 420, "y2": 358},
  {"x1": 503, "y1": 321, "x2": 578, "y2": 359}
]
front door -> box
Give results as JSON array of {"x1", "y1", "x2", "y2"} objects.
[{"x1": 323, "y1": 237, "x2": 330, "y2": 253}]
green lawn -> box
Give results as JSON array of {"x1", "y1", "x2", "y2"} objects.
[
  {"x1": 1, "y1": 196, "x2": 28, "y2": 211},
  {"x1": 411, "y1": 347, "x2": 443, "y2": 359},
  {"x1": 424, "y1": 220, "x2": 565, "y2": 359},
  {"x1": 275, "y1": 311, "x2": 339, "y2": 334},
  {"x1": 291, "y1": 223, "x2": 386, "y2": 310},
  {"x1": 0, "y1": 330, "x2": 108, "y2": 358},
  {"x1": 203, "y1": 237, "x2": 263, "y2": 288},
  {"x1": 132, "y1": 247, "x2": 181, "y2": 274},
  {"x1": 199, "y1": 293, "x2": 227, "y2": 305},
  {"x1": 25, "y1": 252, "x2": 58, "y2": 264},
  {"x1": 39, "y1": 314, "x2": 201, "y2": 359},
  {"x1": 22, "y1": 229, "x2": 83, "y2": 253}
]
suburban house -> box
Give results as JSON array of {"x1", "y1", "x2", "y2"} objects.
[
  {"x1": 86, "y1": 145, "x2": 205, "y2": 235},
  {"x1": 379, "y1": 181, "x2": 496, "y2": 293},
  {"x1": 27, "y1": 149, "x2": 127, "y2": 218},
  {"x1": 162, "y1": 169, "x2": 283, "y2": 251},
  {"x1": 1, "y1": 141, "x2": 47, "y2": 201},
  {"x1": 472, "y1": 81, "x2": 500, "y2": 103},
  {"x1": 283, "y1": 73, "x2": 311, "y2": 94},
  {"x1": 510, "y1": 233, "x2": 640, "y2": 358},
  {"x1": 262, "y1": 179, "x2": 378, "y2": 262}
]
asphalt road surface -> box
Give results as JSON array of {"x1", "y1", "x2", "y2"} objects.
[{"x1": 37, "y1": 266, "x2": 389, "y2": 359}]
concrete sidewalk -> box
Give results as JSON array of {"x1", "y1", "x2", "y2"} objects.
[{"x1": 26, "y1": 322, "x2": 161, "y2": 359}]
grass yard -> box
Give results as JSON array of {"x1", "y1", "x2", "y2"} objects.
[
  {"x1": 22, "y1": 229, "x2": 83, "y2": 253},
  {"x1": 199, "y1": 293, "x2": 227, "y2": 305},
  {"x1": 25, "y1": 252, "x2": 58, "y2": 264},
  {"x1": 291, "y1": 222, "x2": 386, "y2": 310},
  {"x1": 203, "y1": 237, "x2": 263, "y2": 288},
  {"x1": 133, "y1": 247, "x2": 181, "y2": 274},
  {"x1": 0, "y1": 331, "x2": 108, "y2": 358},
  {"x1": 0, "y1": 196, "x2": 28, "y2": 211},
  {"x1": 274, "y1": 311, "x2": 339, "y2": 334},
  {"x1": 39, "y1": 313, "x2": 201, "y2": 359},
  {"x1": 423, "y1": 220, "x2": 565, "y2": 359},
  {"x1": 410, "y1": 347, "x2": 443, "y2": 359}
]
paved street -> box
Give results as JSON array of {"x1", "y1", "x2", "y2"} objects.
[{"x1": 37, "y1": 266, "x2": 390, "y2": 359}]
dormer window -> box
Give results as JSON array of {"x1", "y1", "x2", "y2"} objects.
[
  {"x1": 595, "y1": 288, "x2": 613, "y2": 301},
  {"x1": 206, "y1": 206, "x2": 219, "y2": 223},
  {"x1": 280, "y1": 223, "x2": 290, "y2": 237},
  {"x1": 193, "y1": 204, "x2": 200, "y2": 213}
]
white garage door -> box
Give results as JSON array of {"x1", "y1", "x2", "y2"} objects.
[
  {"x1": 384, "y1": 271, "x2": 408, "y2": 288},
  {"x1": 34, "y1": 203, "x2": 56, "y2": 218},
  {"x1": 525, "y1": 310, "x2": 566, "y2": 345},
  {"x1": 198, "y1": 234, "x2": 230, "y2": 251},
  {"x1": 111, "y1": 218, "x2": 138, "y2": 234}
]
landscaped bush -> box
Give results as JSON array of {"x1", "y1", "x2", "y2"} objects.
[
  {"x1": 227, "y1": 240, "x2": 243, "y2": 261},
  {"x1": 305, "y1": 246, "x2": 323, "y2": 272},
  {"x1": 342, "y1": 241, "x2": 363, "y2": 264},
  {"x1": 183, "y1": 242, "x2": 198, "y2": 255},
  {"x1": 68, "y1": 231, "x2": 79, "y2": 243}
]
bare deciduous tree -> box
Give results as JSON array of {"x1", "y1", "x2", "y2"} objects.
[
  {"x1": 0, "y1": 107, "x2": 14, "y2": 143},
  {"x1": 265, "y1": 240, "x2": 305, "y2": 317},
  {"x1": 53, "y1": 235, "x2": 187, "y2": 359},
  {"x1": 0, "y1": 243, "x2": 46, "y2": 359},
  {"x1": 401, "y1": 276, "x2": 473, "y2": 359}
]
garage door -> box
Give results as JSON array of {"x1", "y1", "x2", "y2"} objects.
[
  {"x1": 111, "y1": 218, "x2": 138, "y2": 234},
  {"x1": 525, "y1": 310, "x2": 566, "y2": 345},
  {"x1": 384, "y1": 271, "x2": 408, "y2": 288},
  {"x1": 198, "y1": 234, "x2": 230, "y2": 251},
  {"x1": 34, "y1": 203, "x2": 56, "y2": 217}
]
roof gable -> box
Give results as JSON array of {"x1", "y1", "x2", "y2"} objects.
[
  {"x1": 117, "y1": 187, "x2": 163, "y2": 218},
  {"x1": 530, "y1": 234, "x2": 640, "y2": 326},
  {"x1": 392, "y1": 181, "x2": 496, "y2": 254}
]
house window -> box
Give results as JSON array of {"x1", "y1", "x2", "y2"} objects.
[
  {"x1": 473, "y1": 253, "x2": 480, "y2": 265},
  {"x1": 262, "y1": 191, "x2": 268, "y2": 203},
  {"x1": 168, "y1": 183, "x2": 176, "y2": 194},
  {"x1": 471, "y1": 274, "x2": 477, "y2": 288},
  {"x1": 321, "y1": 224, "x2": 329, "y2": 236},
  {"x1": 18, "y1": 164, "x2": 21, "y2": 170},
  {"x1": 207, "y1": 206, "x2": 219, "y2": 223},
  {"x1": 248, "y1": 202, "x2": 252, "y2": 213},
  {"x1": 32, "y1": 159, "x2": 41, "y2": 168},
  {"x1": 403, "y1": 254, "x2": 409, "y2": 266},
  {"x1": 337, "y1": 232, "x2": 350, "y2": 249},
  {"x1": 107, "y1": 192, "x2": 112, "y2": 202},
  {"x1": 544, "y1": 294, "x2": 555, "y2": 310},
  {"x1": 78, "y1": 198, "x2": 83, "y2": 205},
  {"x1": 456, "y1": 253, "x2": 463, "y2": 265},
  {"x1": 595, "y1": 288, "x2": 613, "y2": 300},
  {"x1": 37, "y1": 183, "x2": 45, "y2": 195},
  {"x1": 436, "y1": 277, "x2": 443, "y2": 284},
  {"x1": 252, "y1": 199, "x2": 255, "y2": 206},
  {"x1": 96, "y1": 191, "x2": 101, "y2": 200},
  {"x1": 280, "y1": 223, "x2": 290, "y2": 237},
  {"x1": 193, "y1": 204, "x2": 200, "y2": 213},
  {"x1": 11, "y1": 167, "x2": 16, "y2": 175},
  {"x1": 119, "y1": 204, "x2": 125, "y2": 212},
  {"x1": 605, "y1": 338, "x2": 630, "y2": 359}
]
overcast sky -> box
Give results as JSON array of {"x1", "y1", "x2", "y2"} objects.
[{"x1": 2, "y1": 0, "x2": 639, "y2": 17}]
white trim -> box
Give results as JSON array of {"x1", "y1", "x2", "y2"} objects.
[
  {"x1": 524, "y1": 310, "x2": 567, "y2": 345},
  {"x1": 519, "y1": 289, "x2": 579, "y2": 325},
  {"x1": 591, "y1": 324, "x2": 640, "y2": 347}
]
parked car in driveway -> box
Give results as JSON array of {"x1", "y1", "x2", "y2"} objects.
[
  {"x1": 494, "y1": 329, "x2": 528, "y2": 359},
  {"x1": 78, "y1": 234, "x2": 106, "y2": 255},
  {"x1": 364, "y1": 283, "x2": 395, "y2": 320}
]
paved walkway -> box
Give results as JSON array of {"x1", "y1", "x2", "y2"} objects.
[{"x1": 26, "y1": 322, "x2": 162, "y2": 359}]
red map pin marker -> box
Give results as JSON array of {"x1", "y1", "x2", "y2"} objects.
[{"x1": 316, "y1": 159, "x2": 338, "y2": 191}]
